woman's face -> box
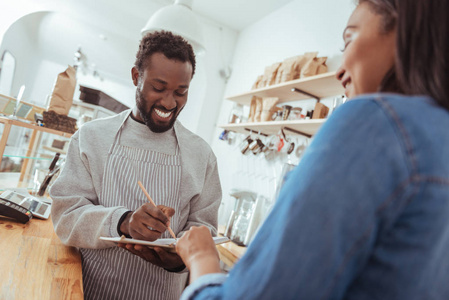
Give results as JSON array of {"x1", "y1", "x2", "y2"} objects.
[{"x1": 336, "y1": 2, "x2": 396, "y2": 98}]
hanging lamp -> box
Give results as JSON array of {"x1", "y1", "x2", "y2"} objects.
[{"x1": 141, "y1": 0, "x2": 205, "y2": 54}]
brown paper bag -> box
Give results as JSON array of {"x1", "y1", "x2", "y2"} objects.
[
  {"x1": 266, "y1": 62, "x2": 282, "y2": 86},
  {"x1": 295, "y1": 52, "x2": 317, "y2": 78},
  {"x1": 48, "y1": 65, "x2": 76, "y2": 115},
  {"x1": 312, "y1": 102, "x2": 329, "y2": 119},
  {"x1": 261, "y1": 97, "x2": 279, "y2": 121},
  {"x1": 259, "y1": 62, "x2": 282, "y2": 88},
  {"x1": 248, "y1": 96, "x2": 258, "y2": 122},
  {"x1": 252, "y1": 75, "x2": 263, "y2": 90},
  {"x1": 257, "y1": 77, "x2": 266, "y2": 89},
  {"x1": 254, "y1": 97, "x2": 263, "y2": 122},
  {"x1": 301, "y1": 56, "x2": 328, "y2": 78},
  {"x1": 275, "y1": 55, "x2": 302, "y2": 84},
  {"x1": 316, "y1": 58, "x2": 329, "y2": 75},
  {"x1": 275, "y1": 52, "x2": 318, "y2": 83}
]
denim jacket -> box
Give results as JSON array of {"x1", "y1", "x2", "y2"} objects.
[{"x1": 181, "y1": 94, "x2": 449, "y2": 300}]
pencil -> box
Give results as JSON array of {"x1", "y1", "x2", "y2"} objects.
[{"x1": 137, "y1": 181, "x2": 177, "y2": 240}]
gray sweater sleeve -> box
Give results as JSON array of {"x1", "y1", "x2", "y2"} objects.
[{"x1": 50, "y1": 133, "x2": 129, "y2": 249}]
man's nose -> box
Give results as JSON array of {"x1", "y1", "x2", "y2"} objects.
[{"x1": 160, "y1": 91, "x2": 177, "y2": 111}]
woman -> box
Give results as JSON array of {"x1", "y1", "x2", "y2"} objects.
[{"x1": 177, "y1": 0, "x2": 449, "y2": 299}]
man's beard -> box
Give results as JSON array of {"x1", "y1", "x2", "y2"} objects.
[{"x1": 135, "y1": 90, "x2": 179, "y2": 133}]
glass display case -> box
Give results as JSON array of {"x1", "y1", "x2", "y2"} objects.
[
  {"x1": 0, "y1": 94, "x2": 119, "y2": 192},
  {"x1": 0, "y1": 116, "x2": 72, "y2": 192},
  {"x1": 69, "y1": 99, "x2": 116, "y2": 128}
]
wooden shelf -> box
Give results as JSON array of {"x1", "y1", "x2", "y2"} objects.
[
  {"x1": 219, "y1": 119, "x2": 326, "y2": 137},
  {"x1": 0, "y1": 117, "x2": 73, "y2": 138},
  {"x1": 42, "y1": 145, "x2": 67, "y2": 155},
  {"x1": 226, "y1": 72, "x2": 344, "y2": 105}
]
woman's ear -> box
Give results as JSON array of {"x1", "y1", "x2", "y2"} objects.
[{"x1": 131, "y1": 67, "x2": 139, "y2": 86}]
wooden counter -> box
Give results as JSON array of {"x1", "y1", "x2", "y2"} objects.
[
  {"x1": 0, "y1": 216, "x2": 83, "y2": 299},
  {"x1": 217, "y1": 241, "x2": 246, "y2": 268},
  {"x1": 215, "y1": 226, "x2": 246, "y2": 268}
]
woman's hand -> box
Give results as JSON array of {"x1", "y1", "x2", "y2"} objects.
[{"x1": 176, "y1": 226, "x2": 221, "y2": 283}]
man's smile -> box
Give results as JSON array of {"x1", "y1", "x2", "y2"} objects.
[{"x1": 154, "y1": 108, "x2": 173, "y2": 119}]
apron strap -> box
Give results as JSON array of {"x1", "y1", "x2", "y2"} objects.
[{"x1": 108, "y1": 110, "x2": 133, "y2": 154}]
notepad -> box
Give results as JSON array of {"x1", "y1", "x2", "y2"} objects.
[{"x1": 100, "y1": 236, "x2": 229, "y2": 251}]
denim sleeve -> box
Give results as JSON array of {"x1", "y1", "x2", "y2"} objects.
[
  {"x1": 181, "y1": 96, "x2": 412, "y2": 300},
  {"x1": 180, "y1": 273, "x2": 227, "y2": 300}
]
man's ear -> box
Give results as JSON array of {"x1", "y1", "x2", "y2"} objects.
[{"x1": 131, "y1": 67, "x2": 139, "y2": 86}]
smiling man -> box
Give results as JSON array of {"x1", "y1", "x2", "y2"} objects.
[{"x1": 50, "y1": 31, "x2": 222, "y2": 300}]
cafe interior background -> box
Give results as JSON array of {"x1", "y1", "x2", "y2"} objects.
[{"x1": 0, "y1": 0, "x2": 354, "y2": 252}]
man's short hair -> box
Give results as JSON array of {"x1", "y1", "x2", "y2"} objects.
[{"x1": 134, "y1": 30, "x2": 196, "y2": 77}]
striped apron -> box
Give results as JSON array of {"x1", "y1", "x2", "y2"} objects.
[{"x1": 81, "y1": 111, "x2": 188, "y2": 300}]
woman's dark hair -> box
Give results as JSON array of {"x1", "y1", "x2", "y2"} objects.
[
  {"x1": 135, "y1": 30, "x2": 196, "y2": 77},
  {"x1": 396, "y1": 0, "x2": 449, "y2": 109},
  {"x1": 358, "y1": 0, "x2": 449, "y2": 110}
]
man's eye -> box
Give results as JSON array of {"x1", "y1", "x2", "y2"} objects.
[
  {"x1": 175, "y1": 90, "x2": 188, "y2": 96},
  {"x1": 153, "y1": 86, "x2": 164, "y2": 92}
]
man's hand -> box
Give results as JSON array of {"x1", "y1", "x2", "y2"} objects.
[
  {"x1": 118, "y1": 244, "x2": 184, "y2": 270},
  {"x1": 120, "y1": 204, "x2": 175, "y2": 241}
]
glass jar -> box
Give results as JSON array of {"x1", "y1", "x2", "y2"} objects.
[
  {"x1": 228, "y1": 104, "x2": 244, "y2": 124},
  {"x1": 230, "y1": 199, "x2": 254, "y2": 246}
]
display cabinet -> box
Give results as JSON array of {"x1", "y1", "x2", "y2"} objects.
[
  {"x1": 0, "y1": 93, "x2": 120, "y2": 192},
  {"x1": 0, "y1": 117, "x2": 72, "y2": 192},
  {"x1": 69, "y1": 99, "x2": 117, "y2": 128}
]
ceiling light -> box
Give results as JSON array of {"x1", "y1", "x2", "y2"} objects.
[{"x1": 141, "y1": 0, "x2": 205, "y2": 55}]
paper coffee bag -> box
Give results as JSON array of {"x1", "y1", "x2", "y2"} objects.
[
  {"x1": 248, "y1": 96, "x2": 258, "y2": 122},
  {"x1": 252, "y1": 75, "x2": 264, "y2": 90},
  {"x1": 266, "y1": 62, "x2": 282, "y2": 86},
  {"x1": 254, "y1": 97, "x2": 263, "y2": 122},
  {"x1": 48, "y1": 65, "x2": 76, "y2": 115},
  {"x1": 261, "y1": 97, "x2": 279, "y2": 121},
  {"x1": 296, "y1": 52, "x2": 318, "y2": 78},
  {"x1": 275, "y1": 55, "x2": 303, "y2": 84},
  {"x1": 301, "y1": 56, "x2": 328, "y2": 78}
]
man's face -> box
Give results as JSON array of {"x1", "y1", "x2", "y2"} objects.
[{"x1": 132, "y1": 52, "x2": 193, "y2": 133}]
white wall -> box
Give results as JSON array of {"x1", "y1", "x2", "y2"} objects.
[
  {"x1": 212, "y1": 0, "x2": 355, "y2": 226},
  {"x1": 184, "y1": 22, "x2": 237, "y2": 141},
  {"x1": 0, "y1": 10, "x2": 138, "y2": 108},
  {"x1": 0, "y1": 12, "x2": 45, "y2": 101}
]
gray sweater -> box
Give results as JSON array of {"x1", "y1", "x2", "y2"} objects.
[{"x1": 50, "y1": 110, "x2": 222, "y2": 249}]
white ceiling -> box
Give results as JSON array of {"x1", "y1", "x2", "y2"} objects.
[
  {"x1": 37, "y1": 0, "x2": 294, "y2": 78},
  {"x1": 191, "y1": 0, "x2": 295, "y2": 31},
  {"x1": 93, "y1": 0, "x2": 295, "y2": 32},
  {"x1": 63, "y1": 0, "x2": 295, "y2": 38}
]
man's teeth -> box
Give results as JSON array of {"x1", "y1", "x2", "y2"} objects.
[{"x1": 155, "y1": 108, "x2": 172, "y2": 118}]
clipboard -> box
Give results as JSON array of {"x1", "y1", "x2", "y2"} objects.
[{"x1": 100, "y1": 236, "x2": 230, "y2": 252}]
